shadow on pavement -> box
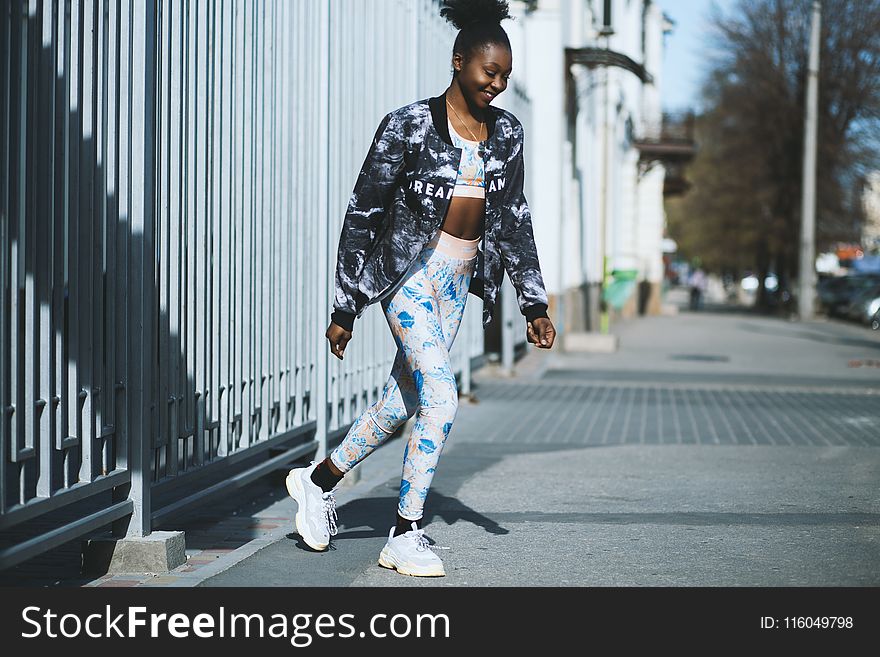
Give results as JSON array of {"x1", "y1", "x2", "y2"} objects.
[{"x1": 282, "y1": 492, "x2": 509, "y2": 552}]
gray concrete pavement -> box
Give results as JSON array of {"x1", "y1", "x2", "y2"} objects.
[
  {"x1": 7, "y1": 292, "x2": 875, "y2": 587},
  {"x1": 200, "y1": 295, "x2": 880, "y2": 587}
]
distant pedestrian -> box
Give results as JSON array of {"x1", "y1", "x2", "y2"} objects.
[
  {"x1": 688, "y1": 267, "x2": 708, "y2": 310},
  {"x1": 285, "y1": 0, "x2": 556, "y2": 577}
]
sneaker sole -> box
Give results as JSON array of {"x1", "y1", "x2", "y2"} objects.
[
  {"x1": 285, "y1": 470, "x2": 329, "y2": 551},
  {"x1": 378, "y1": 548, "x2": 445, "y2": 577}
]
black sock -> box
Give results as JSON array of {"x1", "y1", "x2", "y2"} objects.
[
  {"x1": 393, "y1": 513, "x2": 422, "y2": 537},
  {"x1": 310, "y1": 458, "x2": 343, "y2": 493}
]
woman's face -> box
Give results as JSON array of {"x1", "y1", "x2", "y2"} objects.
[{"x1": 453, "y1": 43, "x2": 512, "y2": 109}]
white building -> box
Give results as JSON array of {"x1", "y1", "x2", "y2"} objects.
[
  {"x1": 862, "y1": 170, "x2": 880, "y2": 251},
  {"x1": 498, "y1": 0, "x2": 689, "y2": 334}
]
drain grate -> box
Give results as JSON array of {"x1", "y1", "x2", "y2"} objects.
[{"x1": 459, "y1": 380, "x2": 880, "y2": 447}]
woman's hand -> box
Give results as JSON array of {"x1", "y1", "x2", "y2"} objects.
[
  {"x1": 526, "y1": 317, "x2": 555, "y2": 349},
  {"x1": 326, "y1": 322, "x2": 353, "y2": 360}
]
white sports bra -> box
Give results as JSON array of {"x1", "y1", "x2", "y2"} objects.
[{"x1": 448, "y1": 119, "x2": 486, "y2": 199}]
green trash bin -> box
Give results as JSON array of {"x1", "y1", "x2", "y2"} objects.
[{"x1": 602, "y1": 269, "x2": 639, "y2": 311}]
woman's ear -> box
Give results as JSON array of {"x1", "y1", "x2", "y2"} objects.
[{"x1": 451, "y1": 52, "x2": 463, "y2": 74}]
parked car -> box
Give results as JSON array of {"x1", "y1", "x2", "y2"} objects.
[
  {"x1": 842, "y1": 283, "x2": 880, "y2": 324},
  {"x1": 821, "y1": 274, "x2": 880, "y2": 317}
]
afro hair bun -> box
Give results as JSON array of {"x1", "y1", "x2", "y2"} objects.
[{"x1": 439, "y1": 0, "x2": 512, "y2": 30}]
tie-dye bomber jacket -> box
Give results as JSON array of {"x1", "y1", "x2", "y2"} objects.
[{"x1": 330, "y1": 92, "x2": 550, "y2": 332}]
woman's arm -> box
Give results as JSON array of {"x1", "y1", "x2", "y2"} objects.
[{"x1": 331, "y1": 111, "x2": 406, "y2": 331}]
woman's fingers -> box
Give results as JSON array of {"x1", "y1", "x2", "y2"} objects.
[
  {"x1": 527, "y1": 320, "x2": 555, "y2": 349},
  {"x1": 526, "y1": 321, "x2": 540, "y2": 345},
  {"x1": 326, "y1": 325, "x2": 351, "y2": 360},
  {"x1": 539, "y1": 324, "x2": 555, "y2": 348},
  {"x1": 332, "y1": 335, "x2": 347, "y2": 360}
]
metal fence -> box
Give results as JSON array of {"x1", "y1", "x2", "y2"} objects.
[{"x1": 0, "y1": 0, "x2": 519, "y2": 570}]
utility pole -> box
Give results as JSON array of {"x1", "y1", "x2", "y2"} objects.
[
  {"x1": 599, "y1": 29, "x2": 612, "y2": 334},
  {"x1": 798, "y1": 0, "x2": 821, "y2": 320}
]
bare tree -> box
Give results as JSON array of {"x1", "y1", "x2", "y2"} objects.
[{"x1": 666, "y1": 0, "x2": 880, "y2": 309}]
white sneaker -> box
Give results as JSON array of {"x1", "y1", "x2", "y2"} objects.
[
  {"x1": 285, "y1": 462, "x2": 338, "y2": 551},
  {"x1": 378, "y1": 522, "x2": 446, "y2": 577}
]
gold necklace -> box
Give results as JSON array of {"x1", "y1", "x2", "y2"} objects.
[{"x1": 446, "y1": 98, "x2": 484, "y2": 142}]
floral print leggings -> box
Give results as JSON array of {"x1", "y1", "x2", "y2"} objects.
[{"x1": 330, "y1": 228, "x2": 480, "y2": 520}]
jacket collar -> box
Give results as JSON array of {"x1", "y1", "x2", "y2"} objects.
[{"x1": 429, "y1": 90, "x2": 499, "y2": 146}]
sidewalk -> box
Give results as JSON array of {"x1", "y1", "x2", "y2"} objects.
[{"x1": 3, "y1": 292, "x2": 879, "y2": 586}]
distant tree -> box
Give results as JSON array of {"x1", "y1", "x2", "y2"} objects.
[{"x1": 666, "y1": 0, "x2": 880, "y2": 310}]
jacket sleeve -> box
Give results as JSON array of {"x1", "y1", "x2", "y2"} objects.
[
  {"x1": 330, "y1": 112, "x2": 405, "y2": 331},
  {"x1": 497, "y1": 119, "x2": 550, "y2": 324}
]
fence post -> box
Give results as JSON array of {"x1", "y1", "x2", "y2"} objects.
[
  {"x1": 314, "y1": 0, "x2": 331, "y2": 461},
  {"x1": 120, "y1": 0, "x2": 157, "y2": 538}
]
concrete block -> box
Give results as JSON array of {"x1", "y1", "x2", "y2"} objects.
[
  {"x1": 563, "y1": 331, "x2": 619, "y2": 353},
  {"x1": 82, "y1": 531, "x2": 186, "y2": 575}
]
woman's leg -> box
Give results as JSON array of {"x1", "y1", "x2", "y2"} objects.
[
  {"x1": 327, "y1": 256, "x2": 429, "y2": 475},
  {"x1": 328, "y1": 347, "x2": 419, "y2": 473},
  {"x1": 389, "y1": 241, "x2": 477, "y2": 521}
]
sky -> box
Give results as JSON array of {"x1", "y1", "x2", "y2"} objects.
[{"x1": 656, "y1": 0, "x2": 740, "y2": 113}]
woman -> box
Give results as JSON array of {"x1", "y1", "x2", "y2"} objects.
[{"x1": 286, "y1": 0, "x2": 556, "y2": 578}]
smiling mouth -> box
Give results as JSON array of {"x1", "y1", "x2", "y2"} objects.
[{"x1": 482, "y1": 90, "x2": 496, "y2": 100}]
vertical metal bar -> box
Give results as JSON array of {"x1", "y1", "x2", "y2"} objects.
[
  {"x1": 291, "y1": 0, "x2": 300, "y2": 431},
  {"x1": 104, "y1": 0, "x2": 119, "y2": 476},
  {"x1": 10, "y1": 0, "x2": 28, "y2": 480},
  {"x1": 265, "y1": 0, "x2": 273, "y2": 441},
  {"x1": 206, "y1": 0, "x2": 217, "y2": 460},
  {"x1": 167, "y1": 0, "x2": 182, "y2": 477},
  {"x1": 91, "y1": 0, "x2": 108, "y2": 474},
  {"x1": 57, "y1": 0, "x2": 70, "y2": 473},
  {"x1": 111, "y1": 0, "x2": 130, "y2": 521},
  {"x1": 237, "y1": 0, "x2": 247, "y2": 448},
  {"x1": 64, "y1": 0, "x2": 80, "y2": 485},
  {"x1": 292, "y1": 0, "x2": 301, "y2": 431},
  {"x1": 253, "y1": 1, "x2": 271, "y2": 440},
  {"x1": 275, "y1": 0, "x2": 283, "y2": 435},
  {"x1": 76, "y1": 0, "x2": 95, "y2": 484},
  {"x1": 258, "y1": 0, "x2": 268, "y2": 440},
  {"x1": 24, "y1": 0, "x2": 37, "y2": 499},
  {"x1": 94, "y1": 0, "x2": 106, "y2": 476},
  {"x1": 252, "y1": 0, "x2": 260, "y2": 444},
  {"x1": 184, "y1": 0, "x2": 195, "y2": 468},
  {"x1": 232, "y1": 0, "x2": 243, "y2": 453},
  {"x1": 315, "y1": 0, "x2": 330, "y2": 458},
  {"x1": 155, "y1": 0, "x2": 167, "y2": 478},
  {"x1": 127, "y1": 0, "x2": 158, "y2": 537},
  {"x1": 260, "y1": 0, "x2": 270, "y2": 443},
  {"x1": 280, "y1": 0, "x2": 289, "y2": 432},
  {"x1": 177, "y1": 0, "x2": 186, "y2": 470},
  {"x1": 247, "y1": 0, "x2": 254, "y2": 442},
  {"x1": 183, "y1": 0, "x2": 194, "y2": 468},
  {"x1": 333, "y1": 0, "x2": 343, "y2": 428},
  {"x1": 217, "y1": 0, "x2": 231, "y2": 457},
  {"x1": 194, "y1": 0, "x2": 207, "y2": 465},
  {"x1": 240, "y1": 0, "x2": 250, "y2": 449},
  {"x1": 314, "y1": 0, "x2": 322, "y2": 428},
  {"x1": 36, "y1": 0, "x2": 55, "y2": 497},
  {"x1": 311, "y1": 0, "x2": 320, "y2": 430},
  {"x1": 204, "y1": 0, "x2": 213, "y2": 460},
  {"x1": 5, "y1": 0, "x2": 15, "y2": 494},
  {"x1": 178, "y1": 0, "x2": 187, "y2": 469},
  {"x1": 0, "y1": 0, "x2": 10, "y2": 513}
]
